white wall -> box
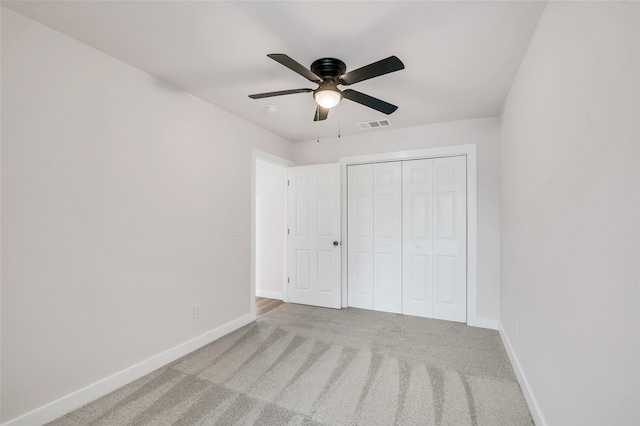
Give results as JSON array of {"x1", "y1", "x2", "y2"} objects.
[
  {"x1": 293, "y1": 117, "x2": 501, "y2": 324},
  {"x1": 500, "y1": 2, "x2": 639, "y2": 425},
  {"x1": 0, "y1": 5, "x2": 3, "y2": 424},
  {"x1": 255, "y1": 159, "x2": 286, "y2": 299},
  {"x1": 1, "y1": 8, "x2": 293, "y2": 423}
]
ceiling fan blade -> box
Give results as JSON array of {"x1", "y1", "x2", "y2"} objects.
[
  {"x1": 267, "y1": 54, "x2": 322, "y2": 83},
  {"x1": 339, "y1": 56, "x2": 405, "y2": 86},
  {"x1": 248, "y1": 88, "x2": 313, "y2": 99},
  {"x1": 342, "y1": 89, "x2": 398, "y2": 114},
  {"x1": 313, "y1": 106, "x2": 329, "y2": 121}
]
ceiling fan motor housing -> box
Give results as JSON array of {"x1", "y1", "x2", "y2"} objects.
[{"x1": 310, "y1": 58, "x2": 346, "y2": 81}]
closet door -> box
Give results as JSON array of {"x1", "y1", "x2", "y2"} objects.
[
  {"x1": 347, "y1": 164, "x2": 374, "y2": 309},
  {"x1": 402, "y1": 159, "x2": 434, "y2": 318},
  {"x1": 432, "y1": 156, "x2": 466, "y2": 322},
  {"x1": 402, "y1": 156, "x2": 467, "y2": 323},
  {"x1": 350, "y1": 156, "x2": 467, "y2": 322},
  {"x1": 372, "y1": 162, "x2": 402, "y2": 313}
]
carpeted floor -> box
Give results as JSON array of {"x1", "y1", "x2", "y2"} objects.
[{"x1": 48, "y1": 304, "x2": 533, "y2": 425}]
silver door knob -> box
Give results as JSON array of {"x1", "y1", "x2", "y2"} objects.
[{"x1": 333, "y1": 241, "x2": 339, "y2": 246}]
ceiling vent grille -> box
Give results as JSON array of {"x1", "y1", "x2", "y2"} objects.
[{"x1": 357, "y1": 119, "x2": 391, "y2": 130}]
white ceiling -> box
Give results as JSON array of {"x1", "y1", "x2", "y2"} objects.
[{"x1": 3, "y1": 1, "x2": 547, "y2": 143}]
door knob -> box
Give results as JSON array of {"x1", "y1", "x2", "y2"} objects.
[{"x1": 333, "y1": 241, "x2": 339, "y2": 246}]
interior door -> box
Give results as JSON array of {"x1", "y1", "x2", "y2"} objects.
[{"x1": 287, "y1": 163, "x2": 341, "y2": 309}]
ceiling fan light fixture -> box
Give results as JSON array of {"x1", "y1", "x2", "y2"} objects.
[{"x1": 314, "y1": 89, "x2": 342, "y2": 109}]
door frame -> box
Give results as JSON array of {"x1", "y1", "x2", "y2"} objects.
[
  {"x1": 339, "y1": 144, "x2": 484, "y2": 327},
  {"x1": 251, "y1": 149, "x2": 294, "y2": 320}
]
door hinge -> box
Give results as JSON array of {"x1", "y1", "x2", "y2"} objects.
[
  {"x1": 288, "y1": 277, "x2": 290, "y2": 283},
  {"x1": 287, "y1": 179, "x2": 290, "y2": 186},
  {"x1": 287, "y1": 228, "x2": 290, "y2": 235}
]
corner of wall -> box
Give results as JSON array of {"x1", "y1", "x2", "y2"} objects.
[{"x1": 498, "y1": 321, "x2": 546, "y2": 426}]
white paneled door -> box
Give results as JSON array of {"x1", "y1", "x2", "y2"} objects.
[
  {"x1": 288, "y1": 163, "x2": 341, "y2": 309},
  {"x1": 347, "y1": 162, "x2": 402, "y2": 314},
  {"x1": 403, "y1": 157, "x2": 467, "y2": 322},
  {"x1": 347, "y1": 164, "x2": 374, "y2": 310},
  {"x1": 431, "y1": 156, "x2": 466, "y2": 322},
  {"x1": 372, "y1": 162, "x2": 402, "y2": 313},
  {"x1": 402, "y1": 159, "x2": 435, "y2": 318}
]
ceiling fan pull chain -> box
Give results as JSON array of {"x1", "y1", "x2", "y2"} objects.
[
  {"x1": 317, "y1": 108, "x2": 320, "y2": 143},
  {"x1": 338, "y1": 103, "x2": 341, "y2": 139}
]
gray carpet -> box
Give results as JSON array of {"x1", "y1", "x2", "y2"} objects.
[{"x1": 48, "y1": 304, "x2": 533, "y2": 425}]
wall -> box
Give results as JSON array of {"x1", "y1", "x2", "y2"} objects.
[
  {"x1": 255, "y1": 159, "x2": 286, "y2": 299},
  {"x1": 500, "y1": 2, "x2": 639, "y2": 425},
  {"x1": 0, "y1": 5, "x2": 3, "y2": 424},
  {"x1": 1, "y1": 8, "x2": 292, "y2": 423},
  {"x1": 293, "y1": 117, "x2": 501, "y2": 324}
]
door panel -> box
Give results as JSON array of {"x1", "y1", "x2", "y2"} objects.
[
  {"x1": 433, "y1": 156, "x2": 466, "y2": 322},
  {"x1": 354, "y1": 251, "x2": 372, "y2": 296},
  {"x1": 435, "y1": 255, "x2": 455, "y2": 303},
  {"x1": 402, "y1": 156, "x2": 466, "y2": 322},
  {"x1": 318, "y1": 194, "x2": 334, "y2": 236},
  {"x1": 288, "y1": 163, "x2": 341, "y2": 308},
  {"x1": 436, "y1": 192, "x2": 456, "y2": 239},
  {"x1": 372, "y1": 162, "x2": 402, "y2": 313},
  {"x1": 408, "y1": 254, "x2": 430, "y2": 301},
  {"x1": 295, "y1": 196, "x2": 310, "y2": 235},
  {"x1": 402, "y1": 159, "x2": 434, "y2": 318},
  {"x1": 317, "y1": 250, "x2": 334, "y2": 292},
  {"x1": 295, "y1": 250, "x2": 310, "y2": 290},
  {"x1": 347, "y1": 164, "x2": 374, "y2": 309}
]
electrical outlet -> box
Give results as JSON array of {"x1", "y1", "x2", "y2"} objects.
[{"x1": 193, "y1": 304, "x2": 202, "y2": 319}]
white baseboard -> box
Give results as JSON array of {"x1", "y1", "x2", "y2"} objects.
[
  {"x1": 467, "y1": 317, "x2": 498, "y2": 330},
  {"x1": 499, "y1": 322, "x2": 547, "y2": 426},
  {"x1": 2, "y1": 313, "x2": 255, "y2": 426},
  {"x1": 255, "y1": 289, "x2": 283, "y2": 300}
]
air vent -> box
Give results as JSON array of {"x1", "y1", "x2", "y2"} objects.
[{"x1": 357, "y1": 119, "x2": 392, "y2": 130}]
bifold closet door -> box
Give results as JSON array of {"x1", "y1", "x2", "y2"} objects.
[
  {"x1": 347, "y1": 162, "x2": 402, "y2": 313},
  {"x1": 402, "y1": 159, "x2": 434, "y2": 318},
  {"x1": 402, "y1": 156, "x2": 467, "y2": 322},
  {"x1": 371, "y1": 162, "x2": 402, "y2": 313},
  {"x1": 347, "y1": 164, "x2": 374, "y2": 310}
]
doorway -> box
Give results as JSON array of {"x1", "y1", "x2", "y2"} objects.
[{"x1": 251, "y1": 150, "x2": 292, "y2": 318}]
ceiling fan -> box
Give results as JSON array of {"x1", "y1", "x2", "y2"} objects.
[{"x1": 249, "y1": 54, "x2": 405, "y2": 121}]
